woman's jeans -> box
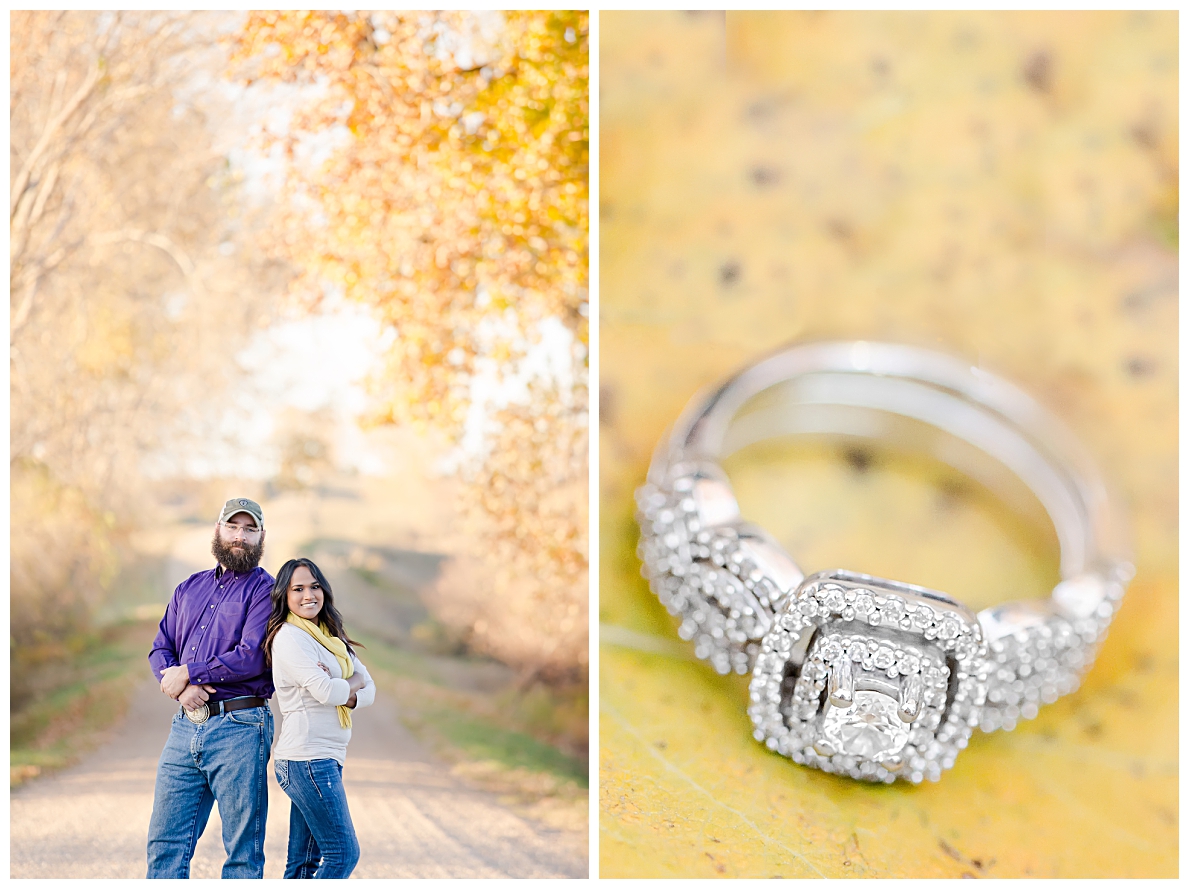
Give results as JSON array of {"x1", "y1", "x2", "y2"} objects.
[
  {"x1": 146, "y1": 705, "x2": 274, "y2": 878},
  {"x1": 274, "y1": 758, "x2": 360, "y2": 879}
]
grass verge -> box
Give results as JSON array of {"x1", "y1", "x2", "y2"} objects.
[
  {"x1": 354, "y1": 625, "x2": 588, "y2": 844},
  {"x1": 11, "y1": 618, "x2": 160, "y2": 788}
]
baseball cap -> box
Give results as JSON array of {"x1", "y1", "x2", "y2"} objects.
[{"x1": 217, "y1": 497, "x2": 265, "y2": 530}]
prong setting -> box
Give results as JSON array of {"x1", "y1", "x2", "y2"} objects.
[{"x1": 748, "y1": 570, "x2": 989, "y2": 783}]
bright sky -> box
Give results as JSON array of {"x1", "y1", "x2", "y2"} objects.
[
  {"x1": 144, "y1": 52, "x2": 392, "y2": 480},
  {"x1": 235, "y1": 303, "x2": 397, "y2": 477}
]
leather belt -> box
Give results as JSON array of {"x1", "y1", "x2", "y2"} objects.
[
  {"x1": 182, "y1": 696, "x2": 266, "y2": 724},
  {"x1": 209, "y1": 696, "x2": 266, "y2": 714}
]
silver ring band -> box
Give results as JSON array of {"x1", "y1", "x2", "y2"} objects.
[{"x1": 637, "y1": 341, "x2": 1132, "y2": 783}]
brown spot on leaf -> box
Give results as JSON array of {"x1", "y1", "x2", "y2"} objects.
[
  {"x1": 750, "y1": 166, "x2": 781, "y2": 187},
  {"x1": 1130, "y1": 121, "x2": 1158, "y2": 150},
  {"x1": 939, "y1": 838, "x2": 964, "y2": 861},
  {"x1": 826, "y1": 218, "x2": 854, "y2": 241},
  {"x1": 746, "y1": 98, "x2": 777, "y2": 121},
  {"x1": 599, "y1": 384, "x2": 616, "y2": 427},
  {"x1": 1122, "y1": 290, "x2": 1148, "y2": 313},
  {"x1": 844, "y1": 447, "x2": 872, "y2": 472},
  {"x1": 937, "y1": 476, "x2": 970, "y2": 510},
  {"x1": 1125, "y1": 356, "x2": 1156, "y2": 378},
  {"x1": 704, "y1": 851, "x2": 726, "y2": 874},
  {"x1": 1023, "y1": 50, "x2": 1052, "y2": 92},
  {"x1": 719, "y1": 261, "x2": 742, "y2": 287}
]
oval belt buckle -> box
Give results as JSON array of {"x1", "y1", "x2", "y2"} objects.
[{"x1": 184, "y1": 703, "x2": 210, "y2": 724}]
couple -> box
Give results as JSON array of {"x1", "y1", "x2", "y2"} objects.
[{"x1": 146, "y1": 498, "x2": 374, "y2": 879}]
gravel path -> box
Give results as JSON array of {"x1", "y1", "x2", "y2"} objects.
[
  {"x1": 10, "y1": 675, "x2": 586, "y2": 878},
  {"x1": 13, "y1": 494, "x2": 587, "y2": 878}
]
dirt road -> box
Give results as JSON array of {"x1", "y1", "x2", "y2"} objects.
[
  {"x1": 10, "y1": 674, "x2": 586, "y2": 878},
  {"x1": 12, "y1": 490, "x2": 587, "y2": 879}
]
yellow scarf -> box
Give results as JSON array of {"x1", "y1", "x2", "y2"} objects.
[{"x1": 286, "y1": 613, "x2": 354, "y2": 729}]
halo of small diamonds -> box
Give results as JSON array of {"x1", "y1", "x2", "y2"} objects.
[{"x1": 748, "y1": 572, "x2": 989, "y2": 783}]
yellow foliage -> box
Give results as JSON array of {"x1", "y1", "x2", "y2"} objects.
[
  {"x1": 74, "y1": 305, "x2": 136, "y2": 376},
  {"x1": 230, "y1": 12, "x2": 588, "y2": 410},
  {"x1": 231, "y1": 12, "x2": 589, "y2": 675}
]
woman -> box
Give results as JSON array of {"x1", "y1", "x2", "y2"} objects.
[{"x1": 265, "y1": 557, "x2": 375, "y2": 879}]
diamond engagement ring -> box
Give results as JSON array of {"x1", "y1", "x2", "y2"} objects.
[{"x1": 636, "y1": 341, "x2": 1132, "y2": 784}]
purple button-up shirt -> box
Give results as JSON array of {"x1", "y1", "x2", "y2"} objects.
[{"x1": 148, "y1": 564, "x2": 276, "y2": 702}]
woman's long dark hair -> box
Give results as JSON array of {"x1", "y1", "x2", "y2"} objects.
[{"x1": 264, "y1": 558, "x2": 363, "y2": 666}]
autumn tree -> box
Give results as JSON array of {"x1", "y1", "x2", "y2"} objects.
[
  {"x1": 230, "y1": 11, "x2": 589, "y2": 679},
  {"x1": 10, "y1": 11, "x2": 282, "y2": 702}
]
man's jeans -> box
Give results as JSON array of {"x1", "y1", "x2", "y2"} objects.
[
  {"x1": 274, "y1": 758, "x2": 360, "y2": 879},
  {"x1": 146, "y1": 705, "x2": 274, "y2": 878}
]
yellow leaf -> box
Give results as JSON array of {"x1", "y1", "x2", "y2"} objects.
[{"x1": 600, "y1": 10, "x2": 1176, "y2": 878}]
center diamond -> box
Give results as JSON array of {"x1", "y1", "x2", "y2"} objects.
[{"x1": 820, "y1": 690, "x2": 909, "y2": 762}]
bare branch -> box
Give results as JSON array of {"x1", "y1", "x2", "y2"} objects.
[
  {"x1": 90, "y1": 229, "x2": 210, "y2": 302},
  {"x1": 10, "y1": 61, "x2": 104, "y2": 221}
]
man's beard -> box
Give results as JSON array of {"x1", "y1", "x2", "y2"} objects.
[{"x1": 211, "y1": 531, "x2": 265, "y2": 573}]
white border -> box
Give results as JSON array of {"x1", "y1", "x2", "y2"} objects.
[{"x1": 585, "y1": 7, "x2": 600, "y2": 880}]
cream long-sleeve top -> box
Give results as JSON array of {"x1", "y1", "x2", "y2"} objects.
[{"x1": 271, "y1": 622, "x2": 376, "y2": 766}]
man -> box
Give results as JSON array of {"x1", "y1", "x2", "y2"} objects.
[{"x1": 146, "y1": 498, "x2": 276, "y2": 879}]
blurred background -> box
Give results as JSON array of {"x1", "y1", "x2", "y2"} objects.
[
  {"x1": 600, "y1": 11, "x2": 1175, "y2": 878},
  {"x1": 11, "y1": 9, "x2": 588, "y2": 828}
]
